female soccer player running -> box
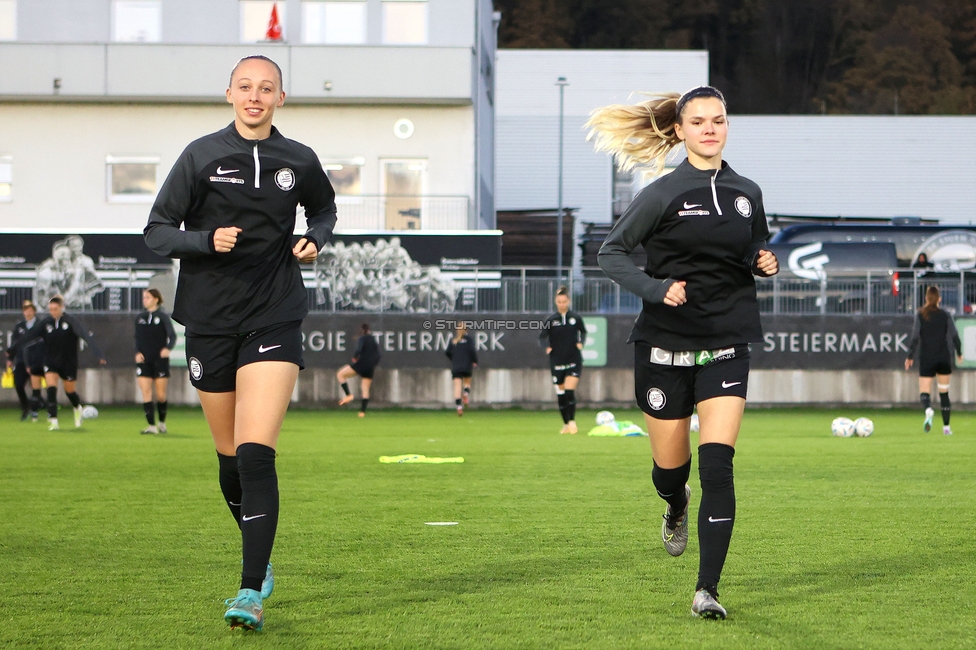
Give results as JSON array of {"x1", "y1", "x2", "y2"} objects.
[
  {"x1": 135, "y1": 288, "x2": 177, "y2": 434},
  {"x1": 539, "y1": 287, "x2": 587, "y2": 434},
  {"x1": 337, "y1": 323, "x2": 381, "y2": 417},
  {"x1": 446, "y1": 324, "x2": 478, "y2": 415},
  {"x1": 144, "y1": 55, "x2": 337, "y2": 631},
  {"x1": 10, "y1": 295, "x2": 107, "y2": 429},
  {"x1": 591, "y1": 86, "x2": 778, "y2": 619},
  {"x1": 905, "y1": 286, "x2": 962, "y2": 435}
]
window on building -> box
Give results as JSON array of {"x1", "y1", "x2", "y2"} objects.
[
  {"x1": 107, "y1": 156, "x2": 159, "y2": 203},
  {"x1": 323, "y1": 158, "x2": 364, "y2": 195},
  {"x1": 303, "y1": 1, "x2": 366, "y2": 45},
  {"x1": 241, "y1": 1, "x2": 287, "y2": 43},
  {"x1": 382, "y1": 1, "x2": 427, "y2": 45},
  {"x1": 0, "y1": 156, "x2": 11, "y2": 202},
  {"x1": 0, "y1": 0, "x2": 16, "y2": 41},
  {"x1": 381, "y1": 159, "x2": 427, "y2": 229},
  {"x1": 113, "y1": 1, "x2": 161, "y2": 42}
]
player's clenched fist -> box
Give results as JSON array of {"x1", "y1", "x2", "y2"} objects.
[
  {"x1": 755, "y1": 249, "x2": 779, "y2": 276},
  {"x1": 663, "y1": 280, "x2": 687, "y2": 307},
  {"x1": 213, "y1": 226, "x2": 242, "y2": 253}
]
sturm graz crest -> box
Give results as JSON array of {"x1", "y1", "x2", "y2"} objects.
[
  {"x1": 275, "y1": 168, "x2": 295, "y2": 191},
  {"x1": 734, "y1": 196, "x2": 752, "y2": 218},
  {"x1": 646, "y1": 387, "x2": 667, "y2": 411},
  {"x1": 189, "y1": 357, "x2": 203, "y2": 381},
  {"x1": 914, "y1": 230, "x2": 976, "y2": 272}
]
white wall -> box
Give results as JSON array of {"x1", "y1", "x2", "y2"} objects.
[
  {"x1": 724, "y1": 116, "x2": 976, "y2": 223},
  {"x1": 0, "y1": 103, "x2": 474, "y2": 231}
]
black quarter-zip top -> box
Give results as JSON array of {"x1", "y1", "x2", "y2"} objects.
[
  {"x1": 598, "y1": 159, "x2": 772, "y2": 350},
  {"x1": 144, "y1": 123, "x2": 338, "y2": 335}
]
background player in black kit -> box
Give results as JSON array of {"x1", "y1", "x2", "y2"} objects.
[
  {"x1": 11, "y1": 295, "x2": 106, "y2": 430},
  {"x1": 6, "y1": 300, "x2": 46, "y2": 421},
  {"x1": 337, "y1": 323, "x2": 381, "y2": 417},
  {"x1": 134, "y1": 288, "x2": 177, "y2": 435},
  {"x1": 539, "y1": 287, "x2": 587, "y2": 434},
  {"x1": 446, "y1": 324, "x2": 477, "y2": 416},
  {"x1": 144, "y1": 55, "x2": 337, "y2": 631},
  {"x1": 905, "y1": 286, "x2": 962, "y2": 435},
  {"x1": 590, "y1": 86, "x2": 778, "y2": 619}
]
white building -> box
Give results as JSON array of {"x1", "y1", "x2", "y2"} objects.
[
  {"x1": 0, "y1": 0, "x2": 497, "y2": 232},
  {"x1": 494, "y1": 49, "x2": 709, "y2": 227},
  {"x1": 724, "y1": 116, "x2": 976, "y2": 223},
  {"x1": 495, "y1": 51, "x2": 976, "y2": 239}
]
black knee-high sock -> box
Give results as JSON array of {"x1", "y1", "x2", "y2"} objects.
[
  {"x1": 455, "y1": 398, "x2": 462, "y2": 407},
  {"x1": 143, "y1": 401, "x2": 155, "y2": 425},
  {"x1": 463, "y1": 386, "x2": 470, "y2": 396},
  {"x1": 46, "y1": 386, "x2": 58, "y2": 419},
  {"x1": 652, "y1": 456, "x2": 692, "y2": 524},
  {"x1": 556, "y1": 391, "x2": 569, "y2": 423},
  {"x1": 237, "y1": 443, "x2": 279, "y2": 593},
  {"x1": 361, "y1": 398, "x2": 369, "y2": 413},
  {"x1": 565, "y1": 389, "x2": 576, "y2": 422},
  {"x1": 31, "y1": 388, "x2": 43, "y2": 412},
  {"x1": 341, "y1": 382, "x2": 351, "y2": 396},
  {"x1": 940, "y1": 392, "x2": 951, "y2": 425},
  {"x1": 66, "y1": 391, "x2": 81, "y2": 408},
  {"x1": 697, "y1": 443, "x2": 736, "y2": 596},
  {"x1": 921, "y1": 393, "x2": 931, "y2": 411},
  {"x1": 217, "y1": 452, "x2": 243, "y2": 528},
  {"x1": 157, "y1": 401, "x2": 168, "y2": 423}
]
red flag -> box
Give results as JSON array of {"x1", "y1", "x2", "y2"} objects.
[{"x1": 266, "y1": 3, "x2": 282, "y2": 41}]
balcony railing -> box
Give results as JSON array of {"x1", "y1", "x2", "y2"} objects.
[
  {"x1": 0, "y1": 266, "x2": 971, "y2": 315},
  {"x1": 334, "y1": 195, "x2": 471, "y2": 231}
]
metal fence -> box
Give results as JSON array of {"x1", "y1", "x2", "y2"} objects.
[{"x1": 1, "y1": 266, "x2": 973, "y2": 316}]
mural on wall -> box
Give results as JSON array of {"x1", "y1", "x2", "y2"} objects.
[
  {"x1": 314, "y1": 237, "x2": 459, "y2": 312},
  {"x1": 34, "y1": 235, "x2": 105, "y2": 308}
]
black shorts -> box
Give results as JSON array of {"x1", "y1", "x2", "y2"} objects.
[
  {"x1": 185, "y1": 320, "x2": 304, "y2": 393},
  {"x1": 452, "y1": 371, "x2": 472, "y2": 379},
  {"x1": 635, "y1": 344, "x2": 750, "y2": 420},
  {"x1": 27, "y1": 363, "x2": 45, "y2": 377},
  {"x1": 551, "y1": 361, "x2": 581, "y2": 386},
  {"x1": 137, "y1": 357, "x2": 171, "y2": 379},
  {"x1": 919, "y1": 357, "x2": 952, "y2": 378},
  {"x1": 44, "y1": 362, "x2": 78, "y2": 382},
  {"x1": 350, "y1": 360, "x2": 377, "y2": 379}
]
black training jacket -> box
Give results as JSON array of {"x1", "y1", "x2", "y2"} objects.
[
  {"x1": 12, "y1": 314, "x2": 104, "y2": 367},
  {"x1": 446, "y1": 335, "x2": 478, "y2": 373},
  {"x1": 144, "y1": 123, "x2": 337, "y2": 335},
  {"x1": 539, "y1": 310, "x2": 587, "y2": 365},
  {"x1": 8, "y1": 318, "x2": 45, "y2": 367},
  {"x1": 353, "y1": 334, "x2": 381, "y2": 367},
  {"x1": 135, "y1": 309, "x2": 177, "y2": 360},
  {"x1": 598, "y1": 159, "x2": 772, "y2": 350},
  {"x1": 906, "y1": 308, "x2": 961, "y2": 363}
]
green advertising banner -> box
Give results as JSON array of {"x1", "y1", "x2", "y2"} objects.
[
  {"x1": 954, "y1": 317, "x2": 976, "y2": 369},
  {"x1": 581, "y1": 316, "x2": 607, "y2": 367}
]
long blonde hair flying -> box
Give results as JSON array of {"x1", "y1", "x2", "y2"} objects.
[{"x1": 585, "y1": 86, "x2": 727, "y2": 176}]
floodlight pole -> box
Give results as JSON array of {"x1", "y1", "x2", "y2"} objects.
[{"x1": 556, "y1": 76, "x2": 569, "y2": 279}]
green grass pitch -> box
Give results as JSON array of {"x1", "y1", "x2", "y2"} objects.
[{"x1": 2, "y1": 405, "x2": 975, "y2": 649}]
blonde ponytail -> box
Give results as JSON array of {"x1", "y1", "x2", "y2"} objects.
[
  {"x1": 586, "y1": 86, "x2": 728, "y2": 176},
  {"x1": 585, "y1": 93, "x2": 682, "y2": 176}
]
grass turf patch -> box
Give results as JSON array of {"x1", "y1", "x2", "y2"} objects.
[{"x1": 1, "y1": 406, "x2": 973, "y2": 649}]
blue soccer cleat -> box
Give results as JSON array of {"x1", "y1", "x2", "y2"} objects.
[
  {"x1": 261, "y1": 563, "x2": 274, "y2": 599},
  {"x1": 224, "y1": 588, "x2": 264, "y2": 631}
]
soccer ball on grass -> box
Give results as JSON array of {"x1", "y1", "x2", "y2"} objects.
[
  {"x1": 831, "y1": 417, "x2": 855, "y2": 437},
  {"x1": 595, "y1": 411, "x2": 615, "y2": 426},
  {"x1": 853, "y1": 417, "x2": 874, "y2": 437},
  {"x1": 82, "y1": 405, "x2": 99, "y2": 420}
]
